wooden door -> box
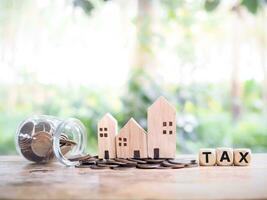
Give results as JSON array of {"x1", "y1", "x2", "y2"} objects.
[
  {"x1": 104, "y1": 150, "x2": 109, "y2": 159},
  {"x1": 134, "y1": 150, "x2": 140, "y2": 158},
  {"x1": 154, "y1": 148, "x2": 159, "y2": 159}
]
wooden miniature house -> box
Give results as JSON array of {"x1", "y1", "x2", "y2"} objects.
[
  {"x1": 116, "y1": 118, "x2": 147, "y2": 159},
  {"x1": 97, "y1": 113, "x2": 117, "y2": 159},
  {"x1": 147, "y1": 96, "x2": 176, "y2": 158}
]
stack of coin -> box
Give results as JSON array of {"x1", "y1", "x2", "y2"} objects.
[
  {"x1": 75, "y1": 155, "x2": 198, "y2": 170},
  {"x1": 18, "y1": 120, "x2": 77, "y2": 163}
]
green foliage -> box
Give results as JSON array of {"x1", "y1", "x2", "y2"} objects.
[
  {"x1": 121, "y1": 73, "x2": 267, "y2": 154},
  {"x1": 204, "y1": 0, "x2": 220, "y2": 12},
  {"x1": 203, "y1": 0, "x2": 267, "y2": 14},
  {"x1": 73, "y1": 0, "x2": 94, "y2": 15},
  {"x1": 120, "y1": 68, "x2": 163, "y2": 128},
  {"x1": 0, "y1": 74, "x2": 267, "y2": 155},
  {"x1": 72, "y1": 0, "x2": 267, "y2": 17},
  {"x1": 241, "y1": 0, "x2": 259, "y2": 14},
  {"x1": 232, "y1": 114, "x2": 267, "y2": 152}
]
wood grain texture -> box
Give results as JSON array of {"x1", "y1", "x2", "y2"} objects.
[
  {"x1": 0, "y1": 154, "x2": 267, "y2": 200},
  {"x1": 147, "y1": 96, "x2": 176, "y2": 158},
  {"x1": 97, "y1": 113, "x2": 117, "y2": 159},
  {"x1": 116, "y1": 118, "x2": 147, "y2": 158}
]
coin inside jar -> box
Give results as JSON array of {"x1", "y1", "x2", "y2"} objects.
[{"x1": 31, "y1": 131, "x2": 52, "y2": 157}]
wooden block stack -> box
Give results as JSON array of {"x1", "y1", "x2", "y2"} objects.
[{"x1": 199, "y1": 148, "x2": 251, "y2": 166}]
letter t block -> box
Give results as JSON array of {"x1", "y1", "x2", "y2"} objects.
[{"x1": 199, "y1": 148, "x2": 216, "y2": 166}]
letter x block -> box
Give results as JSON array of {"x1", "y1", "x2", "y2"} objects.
[
  {"x1": 216, "y1": 147, "x2": 233, "y2": 166},
  {"x1": 199, "y1": 148, "x2": 216, "y2": 166},
  {"x1": 234, "y1": 148, "x2": 251, "y2": 166}
]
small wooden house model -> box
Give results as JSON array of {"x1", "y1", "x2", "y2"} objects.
[
  {"x1": 116, "y1": 118, "x2": 147, "y2": 159},
  {"x1": 97, "y1": 113, "x2": 117, "y2": 159},
  {"x1": 147, "y1": 96, "x2": 176, "y2": 158}
]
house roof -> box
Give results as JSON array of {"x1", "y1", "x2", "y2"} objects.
[
  {"x1": 117, "y1": 118, "x2": 146, "y2": 137},
  {"x1": 148, "y1": 96, "x2": 176, "y2": 113},
  {"x1": 98, "y1": 113, "x2": 117, "y2": 125}
]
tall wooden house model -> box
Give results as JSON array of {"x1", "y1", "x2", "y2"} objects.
[{"x1": 147, "y1": 96, "x2": 176, "y2": 158}]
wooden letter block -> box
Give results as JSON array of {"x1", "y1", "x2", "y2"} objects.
[
  {"x1": 234, "y1": 148, "x2": 251, "y2": 166},
  {"x1": 216, "y1": 148, "x2": 233, "y2": 166},
  {"x1": 199, "y1": 148, "x2": 216, "y2": 166}
]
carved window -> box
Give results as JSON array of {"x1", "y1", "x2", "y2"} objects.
[
  {"x1": 117, "y1": 137, "x2": 127, "y2": 146},
  {"x1": 162, "y1": 121, "x2": 174, "y2": 135},
  {"x1": 99, "y1": 127, "x2": 108, "y2": 137},
  {"x1": 118, "y1": 137, "x2": 127, "y2": 147}
]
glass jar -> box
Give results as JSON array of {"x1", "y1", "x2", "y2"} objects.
[{"x1": 15, "y1": 115, "x2": 87, "y2": 166}]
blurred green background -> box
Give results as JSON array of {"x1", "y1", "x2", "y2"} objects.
[{"x1": 1, "y1": 0, "x2": 267, "y2": 155}]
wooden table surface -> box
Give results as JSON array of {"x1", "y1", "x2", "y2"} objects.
[{"x1": 0, "y1": 154, "x2": 267, "y2": 200}]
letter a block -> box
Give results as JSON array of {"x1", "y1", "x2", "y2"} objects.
[
  {"x1": 216, "y1": 148, "x2": 233, "y2": 166},
  {"x1": 234, "y1": 148, "x2": 251, "y2": 166},
  {"x1": 199, "y1": 148, "x2": 216, "y2": 166}
]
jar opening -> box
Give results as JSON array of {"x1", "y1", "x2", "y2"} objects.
[{"x1": 53, "y1": 118, "x2": 87, "y2": 166}]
